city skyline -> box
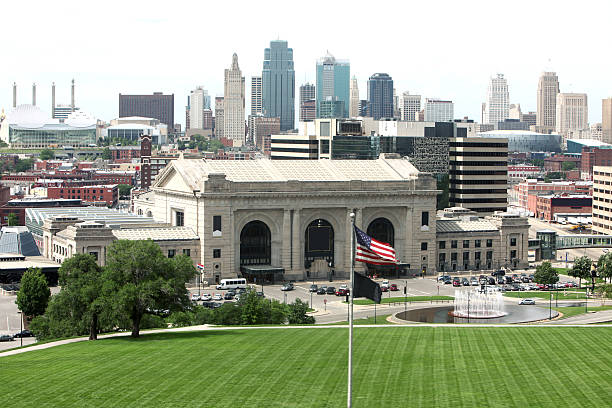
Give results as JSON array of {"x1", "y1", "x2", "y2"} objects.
[{"x1": 1, "y1": 1, "x2": 611, "y2": 126}]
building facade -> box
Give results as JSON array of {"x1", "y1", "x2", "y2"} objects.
[
  {"x1": 602, "y1": 98, "x2": 612, "y2": 144},
  {"x1": 299, "y1": 83, "x2": 316, "y2": 122},
  {"x1": 119, "y1": 93, "x2": 174, "y2": 129},
  {"x1": 250, "y1": 76, "x2": 263, "y2": 116},
  {"x1": 223, "y1": 54, "x2": 246, "y2": 147},
  {"x1": 46, "y1": 185, "x2": 118, "y2": 207},
  {"x1": 536, "y1": 71, "x2": 560, "y2": 131},
  {"x1": 214, "y1": 97, "x2": 224, "y2": 139},
  {"x1": 535, "y1": 195, "x2": 592, "y2": 221},
  {"x1": 592, "y1": 166, "x2": 612, "y2": 234},
  {"x1": 424, "y1": 99, "x2": 454, "y2": 122},
  {"x1": 399, "y1": 92, "x2": 421, "y2": 121},
  {"x1": 483, "y1": 74, "x2": 509, "y2": 125},
  {"x1": 556, "y1": 93, "x2": 588, "y2": 142},
  {"x1": 262, "y1": 40, "x2": 295, "y2": 131},
  {"x1": 316, "y1": 53, "x2": 350, "y2": 118},
  {"x1": 367, "y1": 73, "x2": 393, "y2": 120},
  {"x1": 189, "y1": 87, "x2": 211, "y2": 130},
  {"x1": 349, "y1": 76, "x2": 359, "y2": 118}
]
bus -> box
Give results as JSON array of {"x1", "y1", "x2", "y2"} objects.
[{"x1": 216, "y1": 278, "x2": 247, "y2": 290}]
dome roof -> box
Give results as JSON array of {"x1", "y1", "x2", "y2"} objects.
[
  {"x1": 7, "y1": 104, "x2": 53, "y2": 128},
  {"x1": 64, "y1": 110, "x2": 97, "y2": 127}
]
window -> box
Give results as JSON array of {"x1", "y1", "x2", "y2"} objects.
[
  {"x1": 510, "y1": 250, "x2": 517, "y2": 259},
  {"x1": 168, "y1": 249, "x2": 176, "y2": 258},
  {"x1": 475, "y1": 252, "x2": 481, "y2": 260},
  {"x1": 475, "y1": 239, "x2": 481, "y2": 248},
  {"x1": 451, "y1": 253, "x2": 457, "y2": 261},
  {"x1": 183, "y1": 249, "x2": 191, "y2": 256},
  {"x1": 463, "y1": 240, "x2": 469, "y2": 248},
  {"x1": 421, "y1": 211, "x2": 429, "y2": 226},
  {"x1": 421, "y1": 242, "x2": 428, "y2": 251},
  {"x1": 213, "y1": 215, "x2": 222, "y2": 235},
  {"x1": 439, "y1": 253, "x2": 446, "y2": 263},
  {"x1": 510, "y1": 237, "x2": 517, "y2": 246},
  {"x1": 486, "y1": 251, "x2": 493, "y2": 260},
  {"x1": 486, "y1": 239, "x2": 493, "y2": 247},
  {"x1": 89, "y1": 252, "x2": 98, "y2": 261},
  {"x1": 213, "y1": 249, "x2": 221, "y2": 258},
  {"x1": 463, "y1": 252, "x2": 469, "y2": 261},
  {"x1": 451, "y1": 240, "x2": 458, "y2": 249},
  {"x1": 175, "y1": 211, "x2": 184, "y2": 227},
  {"x1": 439, "y1": 241, "x2": 446, "y2": 249}
]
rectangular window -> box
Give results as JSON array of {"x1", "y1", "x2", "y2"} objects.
[
  {"x1": 510, "y1": 237, "x2": 517, "y2": 246},
  {"x1": 421, "y1": 211, "x2": 429, "y2": 226},
  {"x1": 475, "y1": 239, "x2": 481, "y2": 248},
  {"x1": 451, "y1": 252, "x2": 458, "y2": 261},
  {"x1": 451, "y1": 240, "x2": 458, "y2": 249},
  {"x1": 421, "y1": 242, "x2": 428, "y2": 251},
  {"x1": 438, "y1": 241, "x2": 446, "y2": 249},
  {"x1": 463, "y1": 240, "x2": 469, "y2": 248},
  {"x1": 168, "y1": 249, "x2": 176, "y2": 258},
  {"x1": 175, "y1": 211, "x2": 184, "y2": 227},
  {"x1": 463, "y1": 252, "x2": 469, "y2": 261},
  {"x1": 183, "y1": 249, "x2": 191, "y2": 256},
  {"x1": 213, "y1": 215, "x2": 222, "y2": 235},
  {"x1": 213, "y1": 249, "x2": 221, "y2": 258},
  {"x1": 486, "y1": 251, "x2": 493, "y2": 260},
  {"x1": 439, "y1": 253, "x2": 446, "y2": 263},
  {"x1": 486, "y1": 239, "x2": 493, "y2": 247},
  {"x1": 510, "y1": 250, "x2": 517, "y2": 259},
  {"x1": 475, "y1": 251, "x2": 481, "y2": 260}
]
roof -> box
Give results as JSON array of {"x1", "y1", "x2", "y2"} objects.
[
  {"x1": 160, "y1": 156, "x2": 420, "y2": 189},
  {"x1": 25, "y1": 207, "x2": 155, "y2": 227},
  {"x1": 107, "y1": 124, "x2": 155, "y2": 130},
  {"x1": 566, "y1": 139, "x2": 612, "y2": 147},
  {"x1": 0, "y1": 227, "x2": 41, "y2": 256},
  {"x1": 112, "y1": 227, "x2": 199, "y2": 241},
  {"x1": 477, "y1": 130, "x2": 560, "y2": 137},
  {"x1": 436, "y1": 219, "x2": 498, "y2": 233}
]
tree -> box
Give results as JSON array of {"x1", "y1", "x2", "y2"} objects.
[
  {"x1": 533, "y1": 261, "x2": 559, "y2": 285},
  {"x1": 597, "y1": 284, "x2": 612, "y2": 304},
  {"x1": 570, "y1": 256, "x2": 592, "y2": 288},
  {"x1": 117, "y1": 184, "x2": 133, "y2": 198},
  {"x1": 561, "y1": 161, "x2": 576, "y2": 171},
  {"x1": 101, "y1": 147, "x2": 111, "y2": 160},
  {"x1": 14, "y1": 158, "x2": 34, "y2": 172},
  {"x1": 597, "y1": 253, "x2": 612, "y2": 284},
  {"x1": 287, "y1": 298, "x2": 315, "y2": 324},
  {"x1": 39, "y1": 149, "x2": 55, "y2": 160},
  {"x1": 16, "y1": 268, "x2": 51, "y2": 318},
  {"x1": 103, "y1": 240, "x2": 196, "y2": 337},
  {"x1": 7, "y1": 212, "x2": 18, "y2": 226}
]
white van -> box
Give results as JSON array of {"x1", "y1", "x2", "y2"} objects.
[{"x1": 216, "y1": 278, "x2": 247, "y2": 290}]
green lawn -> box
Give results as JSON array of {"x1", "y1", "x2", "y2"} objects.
[
  {"x1": 504, "y1": 291, "x2": 586, "y2": 300},
  {"x1": 1, "y1": 327, "x2": 611, "y2": 407},
  {"x1": 553, "y1": 305, "x2": 612, "y2": 319},
  {"x1": 352, "y1": 295, "x2": 454, "y2": 305},
  {"x1": 327, "y1": 314, "x2": 395, "y2": 325}
]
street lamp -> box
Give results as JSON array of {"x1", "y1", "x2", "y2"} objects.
[{"x1": 17, "y1": 311, "x2": 23, "y2": 347}]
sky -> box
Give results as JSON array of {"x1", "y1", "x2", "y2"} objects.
[{"x1": 1, "y1": 0, "x2": 611, "y2": 127}]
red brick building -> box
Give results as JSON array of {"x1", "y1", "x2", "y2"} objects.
[
  {"x1": 46, "y1": 185, "x2": 118, "y2": 207},
  {"x1": 514, "y1": 180, "x2": 592, "y2": 211},
  {"x1": 110, "y1": 146, "x2": 141, "y2": 162},
  {"x1": 544, "y1": 156, "x2": 581, "y2": 172},
  {"x1": 0, "y1": 198, "x2": 83, "y2": 227},
  {"x1": 535, "y1": 195, "x2": 592, "y2": 221},
  {"x1": 92, "y1": 172, "x2": 135, "y2": 186},
  {"x1": 581, "y1": 146, "x2": 612, "y2": 181}
]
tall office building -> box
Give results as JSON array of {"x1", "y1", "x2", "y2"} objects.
[
  {"x1": 299, "y1": 83, "x2": 316, "y2": 121},
  {"x1": 316, "y1": 53, "x2": 350, "y2": 118},
  {"x1": 262, "y1": 40, "x2": 295, "y2": 131},
  {"x1": 367, "y1": 73, "x2": 393, "y2": 120},
  {"x1": 223, "y1": 54, "x2": 245, "y2": 147},
  {"x1": 556, "y1": 93, "x2": 588, "y2": 140},
  {"x1": 399, "y1": 92, "x2": 421, "y2": 121},
  {"x1": 449, "y1": 137, "x2": 508, "y2": 215},
  {"x1": 483, "y1": 74, "x2": 509, "y2": 125},
  {"x1": 119, "y1": 93, "x2": 174, "y2": 129},
  {"x1": 349, "y1": 76, "x2": 359, "y2": 118},
  {"x1": 537, "y1": 72, "x2": 560, "y2": 129},
  {"x1": 602, "y1": 98, "x2": 612, "y2": 144},
  {"x1": 214, "y1": 97, "x2": 224, "y2": 139},
  {"x1": 189, "y1": 87, "x2": 210, "y2": 129},
  {"x1": 424, "y1": 98, "x2": 454, "y2": 122},
  {"x1": 251, "y1": 76, "x2": 263, "y2": 115}
]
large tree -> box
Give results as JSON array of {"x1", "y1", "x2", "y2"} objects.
[
  {"x1": 597, "y1": 253, "x2": 612, "y2": 284},
  {"x1": 39, "y1": 148, "x2": 55, "y2": 160},
  {"x1": 533, "y1": 261, "x2": 559, "y2": 286},
  {"x1": 16, "y1": 268, "x2": 51, "y2": 318},
  {"x1": 103, "y1": 240, "x2": 195, "y2": 337},
  {"x1": 570, "y1": 256, "x2": 592, "y2": 288}
]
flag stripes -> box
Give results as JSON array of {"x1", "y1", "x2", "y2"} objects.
[{"x1": 354, "y1": 226, "x2": 399, "y2": 265}]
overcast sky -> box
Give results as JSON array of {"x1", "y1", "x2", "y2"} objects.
[{"x1": 2, "y1": 0, "x2": 611, "y2": 127}]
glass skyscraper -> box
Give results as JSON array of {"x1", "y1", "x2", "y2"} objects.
[
  {"x1": 367, "y1": 73, "x2": 393, "y2": 120},
  {"x1": 316, "y1": 53, "x2": 350, "y2": 118},
  {"x1": 262, "y1": 40, "x2": 295, "y2": 131}
]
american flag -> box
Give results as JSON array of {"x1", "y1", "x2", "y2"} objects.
[{"x1": 354, "y1": 226, "x2": 399, "y2": 265}]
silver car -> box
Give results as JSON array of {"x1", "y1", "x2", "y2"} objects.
[{"x1": 519, "y1": 298, "x2": 536, "y2": 305}]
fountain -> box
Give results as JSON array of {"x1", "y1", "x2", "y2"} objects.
[{"x1": 452, "y1": 289, "x2": 506, "y2": 318}]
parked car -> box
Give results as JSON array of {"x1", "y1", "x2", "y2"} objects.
[
  {"x1": 191, "y1": 294, "x2": 200, "y2": 302},
  {"x1": 317, "y1": 286, "x2": 327, "y2": 295},
  {"x1": 309, "y1": 284, "x2": 318, "y2": 292},
  {"x1": 0, "y1": 335, "x2": 14, "y2": 342},
  {"x1": 497, "y1": 276, "x2": 505, "y2": 285},
  {"x1": 390, "y1": 283, "x2": 399, "y2": 291},
  {"x1": 461, "y1": 278, "x2": 470, "y2": 286},
  {"x1": 452, "y1": 277, "x2": 461, "y2": 287},
  {"x1": 438, "y1": 275, "x2": 450, "y2": 282},
  {"x1": 505, "y1": 276, "x2": 514, "y2": 284},
  {"x1": 519, "y1": 298, "x2": 536, "y2": 305},
  {"x1": 326, "y1": 287, "x2": 336, "y2": 295},
  {"x1": 212, "y1": 294, "x2": 223, "y2": 301},
  {"x1": 224, "y1": 292, "x2": 234, "y2": 300},
  {"x1": 470, "y1": 277, "x2": 479, "y2": 286},
  {"x1": 381, "y1": 285, "x2": 389, "y2": 292},
  {"x1": 443, "y1": 276, "x2": 452, "y2": 284},
  {"x1": 13, "y1": 330, "x2": 33, "y2": 338},
  {"x1": 487, "y1": 277, "x2": 496, "y2": 285},
  {"x1": 281, "y1": 283, "x2": 294, "y2": 291},
  {"x1": 235, "y1": 294, "x2": 241, "y2": 302},
  {"x1": 256, "y1": 291, "x2": 265, "y2": 297},
  {"x1": 336, "y1": 288, "x2": 350, "y2": 296},
  {"x1": 381, "y1": 280, "x2": 390, "y2": 289},
  {"x1": 201, "y1": 294, "x2": 212, "y2": 301}
]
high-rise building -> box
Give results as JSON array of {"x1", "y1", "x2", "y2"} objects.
[
  {"x1": 214, "y1": 97, "x2": 224, "y2": 139},
  {"x1": 602, "y1": 98, "x2": 612, "y2": 144},
  {"x1": 556, "y1": 93, "x2": 588, "y2": 141},
  {"x1": 367, "y1": 73, "x2": 393, "y2": 120},
  {"x1": 509, "y1": 103, "x2": 521, "y2": 120},
  {"x1": 251, "y1": 76, "x2": 263, "y2": 115},
  {"x1": 223, "y1": 53, "x2": 245, "y2": 147},
  {"x1": 449, "y1": 136, "x2": 508, "y2": 215},
  {"x1": 393, "y1": 88, "x2": 400, "y2": 119},
  {"x1": 399, "y1": 92, "x2": 421, "y2": 121},
  {"x1": 250, "y1": 116, "x2": 280, "y2": 156},
  {"x1": 316, "y1": 52, "x2": 350, "y2": 118},
  {"x1": 537, "y1": 72, "x2": 560, "y2": 130},
  {"x1": 424, "y1": 98, "x2": 454, "y2": 122},
  {"x1": 483, "y1": 74, "x2": 509, "y2": 125},
  {"x1": 119, "y1": 93, "x2": 174, "y2": 129},
  {"x1": 262, "y1": 40, "x2": 295, "y2": 131},
  {"x1": 349, "y1": 76, "x2": 359, "y2": 118},
  {"x1": 299, "y1": 83, "x2": 316, "y2": 121},
  {"x1": 189, "y1": 87, "x2": 210, "y2": 130},
  {"x1": 359, "y1": 100, "x2": 369, "y2": 117}
]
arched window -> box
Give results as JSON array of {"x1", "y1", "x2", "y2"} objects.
[
  {"x1": 240, "y1": 221, "x2": 271, "y2": 265},
  {"x1": 304, "y1": 219, "x2": 334, "y2": 268},
  {"x1": 367, "y1": 217, "x2": 395, "y2": 247}
]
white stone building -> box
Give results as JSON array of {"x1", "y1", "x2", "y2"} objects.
[
  {"x1": 223, "y1": 54, "x2": 245, "y2": 147},
  {"x1": 483, "y1": 74, "x2": 509, "y2": 125}
]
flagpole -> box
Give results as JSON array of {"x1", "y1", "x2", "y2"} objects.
[{"x1": 348, "y1": 211, "x2": 355, "y2": 408}]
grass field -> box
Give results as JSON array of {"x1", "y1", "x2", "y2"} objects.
[
  {"x1": 328, "y1": 314, "x2": 395, "y2": 325},
  {"x1": 553, "y1": 305, "x2": 612, "y2": 319},
  {"x1": 504, "y1": 290, "x2": 587, "y2": 300},
  {"x1": 352, "y1": 295, "x2": 454, "y2": 305},
  {"x1": 1, "y1": 327, "x2": 611, "y2": 407}
]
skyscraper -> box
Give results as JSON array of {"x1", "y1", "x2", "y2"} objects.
[
  {"x1": 556, "y1": 93, "x2": 588, "y2": 141},
  {"x1": 119, "y1": 93, "x2": 174, "y2": 129},
  {"x1": 483, "y1": 74, "x2": 509, "y2": 125},
  {"x1": 189, "y1": 86, "x2": 210, "y2": 130},
  {"x1": 399, "y1": 92, "x2": 421, "y2": 121},
  {"x1": 316, "y1": 52, "x2": 350, "y2": 118},
  {"x1": 602, "y1": 98, "x2": 612, "y2": 144},
  {"x1": 349, "y1": 76, "x2": 359, "y2": 118},
  {"x1": 424, "y1": 98, "x2": 454, "y2": 122},
  {"x1": 537, "y1": 72, "x2": 560, "y2": 129},
  {"x1": 251, "y1": 76, "x2": 262, "y2": 115},
  {"x1": 223, "y1": 53, "x2": 245, "y2": 147},
  {"x1": 214, "y1": 97, "x2": 224, "y2": 139},
  {"x1": 299, "y1": 83, "x2": 316, "y2": 122},
  {"x1": 262, "y1": 40, "x2": 295, "y2": 131},
  {"x1": 367, "y1": 73, "x2": 393, "y2": 120}
]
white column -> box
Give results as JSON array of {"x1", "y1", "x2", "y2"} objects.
[
  {"x1": 281, "y1": 209, "x2": 291, "y2": 269},
  {"x1": 291, "y1": 209, "x2": 301, "y2": 272}
]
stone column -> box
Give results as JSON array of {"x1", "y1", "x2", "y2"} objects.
[
  {"x1": 281, "y1": 209, "x2": 291, "y2": 270},
  {"x1": 291, "y1": 209, "x2": 301, "y2": 273},
  {"x1": 354, "y1": 208, "x2": 365, "y2": 273}
]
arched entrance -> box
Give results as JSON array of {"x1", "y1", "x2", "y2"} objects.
[
  {"x1": 304, "y1": 219, "x2": 334, "y2": 271},
  {"x1": 366, "y1": 217, "x2": 399, "y2": 277},
  {"x1": 240, "y1": 221, "x2": 271, "y2": 266}
]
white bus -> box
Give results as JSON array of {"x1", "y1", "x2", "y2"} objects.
[{"x1": 216, "y1": 278, "x2": 247, "y2": 290}]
